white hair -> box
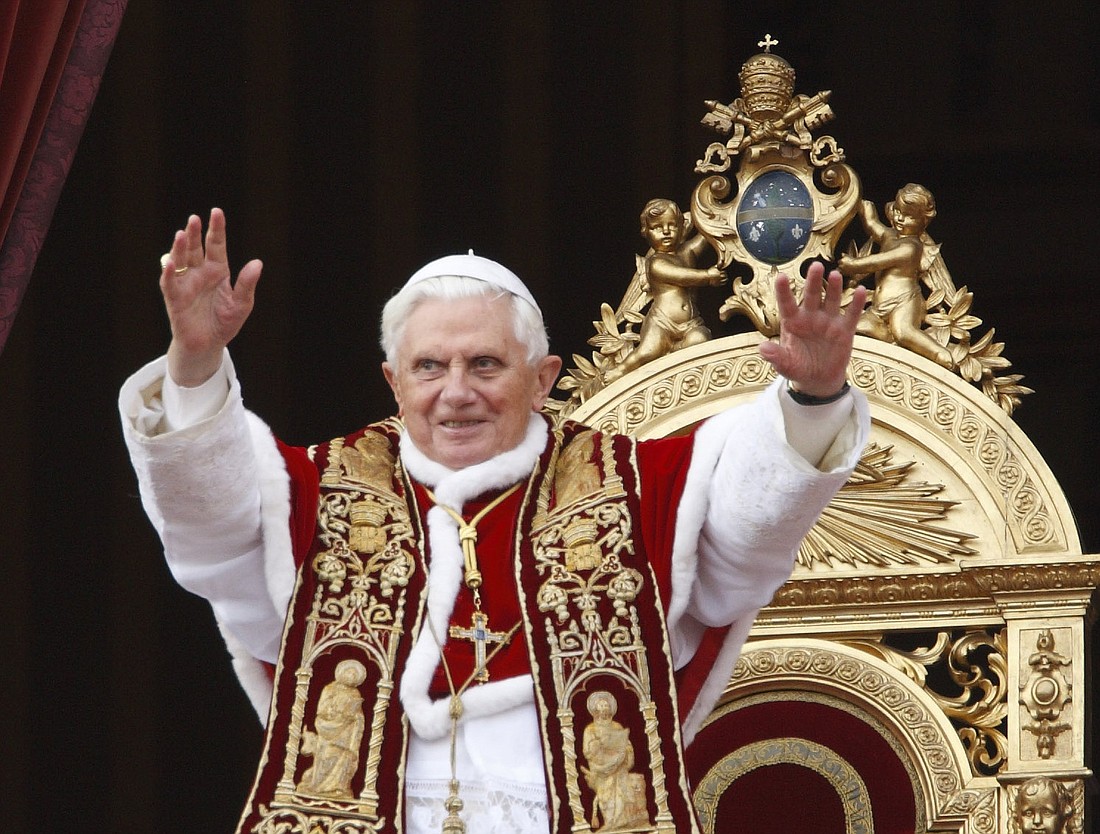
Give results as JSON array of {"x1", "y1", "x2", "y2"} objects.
[{"x1": 380, "y1": 275, "x2": 549, "y2": 365}]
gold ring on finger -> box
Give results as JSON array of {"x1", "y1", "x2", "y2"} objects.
[{"x1": 160, "y1": 252, "x2": 189, "y2": 275}]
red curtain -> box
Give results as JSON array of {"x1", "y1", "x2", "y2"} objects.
[{"x1": 0, "y1": 0, "x2": 127, "y2": 354}]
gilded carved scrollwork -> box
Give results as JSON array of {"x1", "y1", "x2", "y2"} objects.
[
  {"x1": 1019, "y1": 629, "x2": 1073, "y2": 760},
  {"x1": 725, "y1": 641, "x2": 1006, "y2": 833},
  {"x1": 691, "y1": 158, "x2": 860, "y2": 334},
  {"x1": 731, "y1": 643, "x2": 965, "y2": 799},
  {"x1": 568, "y1": 334, "x2": 1072, "y2": 565},
  {"x1": 941, "y1": 789, "x2": 999, "y2": 834},
  {"x1": 690, "y1": 36, "x2": 858, "y2": 316},
  {"x1": 842, "y1": 630, "x2": 1008, "y2": 775},
  {"x1": 544, "y1": 33, "x2": 1093, "y2": 834},
  {"x1": 847, "y1": 353, "x2": 1058, "y2": 553}
]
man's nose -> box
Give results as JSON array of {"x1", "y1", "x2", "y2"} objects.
[{"x1": 440, "y1": 366, "x2": 475, "y2": 403}]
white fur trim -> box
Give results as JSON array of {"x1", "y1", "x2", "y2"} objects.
[
  {"x1": 663, "y1": 405, "x2": 745, "y2": 633},
  {"x1": 120, "y1": 353, "x2": 297, "y2": 722},
  {"x1": 209, "y1": 411, "x2": 297, "y2": 720},
  {"x1": 680, "y1": 617, "x2": 756, "y2": 747},
  {"x1": 664, "y1": 377, "x2": 869, "y2": 745},
  {"x1": 660, "y1": 397, "x2": 756, "y2": 747},
  {"x1": 244, "y1": 412, "x2": 297, "y2": 616},
  {"x1": 218, "y1": 621, "x2": 276, "y2": 721}
]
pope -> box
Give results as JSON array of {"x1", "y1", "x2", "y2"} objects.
[{"x1": 120, "y1": 208, "x2": 869, "y2": 833}]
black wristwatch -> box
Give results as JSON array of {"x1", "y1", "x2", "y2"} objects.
[{"x1": 786, "y1": 380, "x2": 851, "y2": 406}]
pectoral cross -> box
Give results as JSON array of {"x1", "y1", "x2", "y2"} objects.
[{"x1": 449, "y1": 611, "x2": 509, "y2": 683}]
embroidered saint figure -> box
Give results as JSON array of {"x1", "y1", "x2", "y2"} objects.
[
  {"x1": 298, "y1": 659, "x2": 368, "y2": 799},
  {"x1": 580, "y1": 691, "x2": 650, "y2": 831}
]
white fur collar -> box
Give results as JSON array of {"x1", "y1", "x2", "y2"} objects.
[
  {"x1": 398, "y1": 413, "x2": 548, "y2": 504},
  {"x1": 398, "y1": 413, "x2": 548, "y2": 740}
]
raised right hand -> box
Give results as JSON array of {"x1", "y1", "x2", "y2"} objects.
[{"x1": 160, "y1": 208, "x2": 261, "y2": 386}]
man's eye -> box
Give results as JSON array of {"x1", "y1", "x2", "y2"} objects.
[
  {"x1": 414, "y1": 360, "x2": 442, "y2": 374},
  {"x1": 473, "y1": 357, "x2": 502, "y2": 372}
]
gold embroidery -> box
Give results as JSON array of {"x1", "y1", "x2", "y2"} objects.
[
  {"x1": 340, "y1": 433, "x2": 397, "y2": 486},
  {"x1": 554, "y1": 430, "x2": 602, "y2": 507},
  {"x1": 348, "y1": 499, "x2": 387, "y2": 554},
  {"x1": 563, "y1": 517, "x2": 601, "y2": 571},
  {"x1": 265, "y1": 430, "x2": 416, "y2": 828},
  {"x1": 297, "y1": 660, "x2": 368, "y2": 799},
  {"x1": 692, "y1": 738, "x2": 875, "y2": 834},
  {"x1": 581, "y1": 691, "x2": 651, "y2": 831},
  {"x1": 552, "y1": 433, "x2": 605, "y2": 572},
  {"x1": 531, "y1": 430, "x2": 680, "y2": 832}
]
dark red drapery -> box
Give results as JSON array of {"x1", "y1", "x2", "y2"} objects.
[{"x1": 0, "y1": 0, "x2": 127, "y2": 355}]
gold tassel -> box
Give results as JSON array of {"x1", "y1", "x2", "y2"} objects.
[{"x1": 457, "y1": 524, "x2": 481, "y2": 588}]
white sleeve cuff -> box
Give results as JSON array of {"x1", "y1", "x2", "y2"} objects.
[
  {"x1": 161, "y1": 356, "x2": 233, "y2": 432},
  {"x1": 777, "y1": 379, "x2": 855, "y2": 469}
]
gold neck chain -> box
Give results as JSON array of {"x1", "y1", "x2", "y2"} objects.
[
  {"x1": 422, "y1": 481, "x2": 526, "y2": 834},
  {"x1": 426, "y1": 614, "x2": 523, "y2": 834}
]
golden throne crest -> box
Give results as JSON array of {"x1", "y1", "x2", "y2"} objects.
[{"x1": 549, "y1": 35, "x2": 1093, "y2": 834}]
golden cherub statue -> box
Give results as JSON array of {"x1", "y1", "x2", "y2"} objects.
[
  {"x1": 603, "y1": 199, "x2": 725, "y2": 383},
  {"x1": 838, "y1": 183, "x2": 954, "y2": 368}
]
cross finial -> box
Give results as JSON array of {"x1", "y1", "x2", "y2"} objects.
[{"x1": 758, "y1": 33, "x2": 779, "y2": 52}]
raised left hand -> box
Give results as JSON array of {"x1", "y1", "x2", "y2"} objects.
[{"x1": 757, "y1": 261, "x2": 866, "y2": 397}]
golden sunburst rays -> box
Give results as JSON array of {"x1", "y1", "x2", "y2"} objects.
[{"x1": 798, "y1": 443, "x2": 977, "y2": 570}]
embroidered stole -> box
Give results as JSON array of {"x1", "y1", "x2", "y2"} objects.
[{"x1": 234, "y1": 419, "x2": 701, "y2": 834}]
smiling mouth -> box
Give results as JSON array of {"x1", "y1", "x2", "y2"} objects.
[{"x1": 442, "y1": 420, "x2": 481, "y2": 428}]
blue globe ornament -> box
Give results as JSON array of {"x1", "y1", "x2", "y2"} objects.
[{"x1": 736, "y1": 170, "x2": 814, "y2": 266}]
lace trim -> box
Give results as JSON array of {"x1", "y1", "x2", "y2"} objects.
[{"x1": 405, "y1": 779, "x2": 549, "y2": 834}]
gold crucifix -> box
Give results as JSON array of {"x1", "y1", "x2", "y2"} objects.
[{"x1": 449, "y1": 611, "x2": 509, "y2": 683}]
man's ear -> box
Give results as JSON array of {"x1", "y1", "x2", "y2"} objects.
[
  {"x1": 531, "y1": 354, "x2": 563, "y2": 410},
  {"x1": 382, "y1": 362, "x2": 403, "y2": 415}
]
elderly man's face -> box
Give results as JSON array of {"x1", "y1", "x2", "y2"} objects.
[{"x1": 383, "y1": 295, "x2": 561, "y2": 470}]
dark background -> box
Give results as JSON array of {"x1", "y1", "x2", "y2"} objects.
[{"x1": 1, "y1": 2, "x2": 1097, "y2": 832}]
